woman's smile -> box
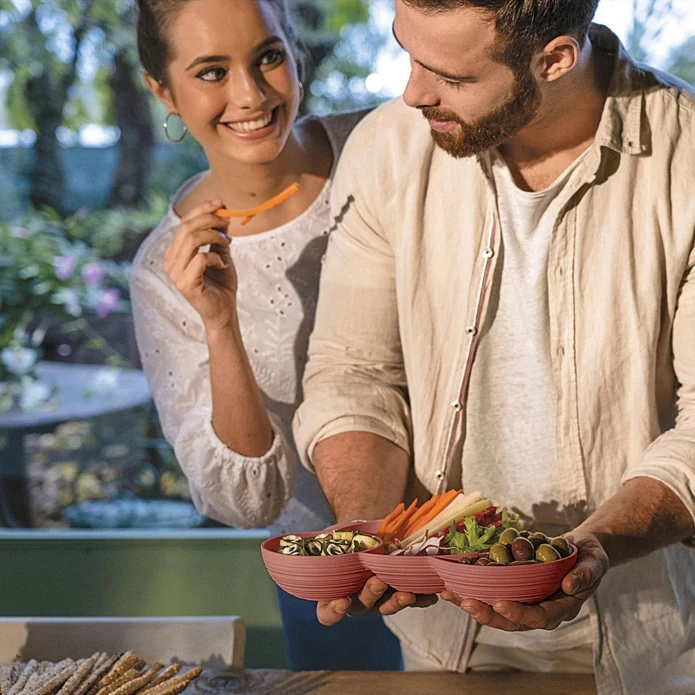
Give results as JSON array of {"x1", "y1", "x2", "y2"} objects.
[{"x1": 221, "y1": 106, "x2": 280, "y2": 140}]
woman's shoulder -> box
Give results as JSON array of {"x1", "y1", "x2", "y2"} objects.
[
  {"x1": 130, "y1": 211, "x2": 177, "y2": 284},
  {"x1": 315, "y1": 108, "x2": 374, "y2": 155}
]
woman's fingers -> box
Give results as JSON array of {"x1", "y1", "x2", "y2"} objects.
[
  {"x1": 166, "y1": 201, "x2": 229, "y2": 268},
  {"x1": 174, "y1": 252, "x2": 228, "y2": 296},
  {"x1": 165, "y1": 228, "x2": 231, "y2": 280}
]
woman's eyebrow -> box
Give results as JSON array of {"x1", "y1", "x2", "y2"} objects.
[{"x1": 185, "y1": 36, "x2": 284, "y2": 71}]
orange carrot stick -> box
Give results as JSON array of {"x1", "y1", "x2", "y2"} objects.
[
  {"x1": 217, "y1": 183, "x2": 300, "y2": 225},
  {"x1": 377, "y1": 502, "x2": 405, "y2": 537},
  {"x1": 406, "y1": 490, "x2": 459, "y2": 537},
  {"x1": 391, "y1": 499, "x2": 419, "y2": 540},
  {"x1": 401, "y1": 496, "x2": 439, "y2": 537}
]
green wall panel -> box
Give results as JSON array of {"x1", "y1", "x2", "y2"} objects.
[{"x1": 0, "y1": 530, "x2": 288, "y2": 669}]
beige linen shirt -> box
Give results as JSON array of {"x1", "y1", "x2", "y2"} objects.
[{"x1": 294, "y1": 27, "x2": 695, "y2": 695}]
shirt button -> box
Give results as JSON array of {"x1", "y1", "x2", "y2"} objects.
[
  {"x1": 436, "y1": 471, "x2": 445, "y2": 480},
  {"x1": 466, "y1": 326, "x2": 478, "y2": 336},
  {"x1": 482, "y1": 248, "x2": 495, "y2": 259},
  {"x1": 451, "y1": 401, "x2": 463, "y2": 412}
]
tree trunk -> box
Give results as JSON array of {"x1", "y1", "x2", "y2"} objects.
[
  {"x1": 109, "y1": 49, "x2": 154, "y2": 207},
  {"x1": 26, "y1": 70, "x2": 64, "y2": 212}
]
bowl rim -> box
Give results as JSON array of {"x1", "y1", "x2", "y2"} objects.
[
  {"x1": 433, "y1": 542, "x2": 578, "y2": 567},
  {"x1": 260, "y1": 525, "x2": 385, "y2": 557}
]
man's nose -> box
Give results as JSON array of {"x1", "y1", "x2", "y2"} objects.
[{"x1": 402, "y1": 61, "x2": 439, "y2": 109}]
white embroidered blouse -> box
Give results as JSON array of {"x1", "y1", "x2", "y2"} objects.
[{"x1": 129, "y1": 111, "x2": 365, "y2": 531}]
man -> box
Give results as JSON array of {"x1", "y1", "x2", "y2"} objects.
[{"x1": 293, "y1": 0, "x2": 695, "y2": 693}]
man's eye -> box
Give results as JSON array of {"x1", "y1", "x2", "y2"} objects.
[
  {"x1": 436, "y1": 75, "x2": 465, "y2": 89},
  {"x1": 259, "y1": 49, "x2": 286, "y2": 67},
  {"x1": 197, "y1": 67, "x2": 227, "y2": 82}
]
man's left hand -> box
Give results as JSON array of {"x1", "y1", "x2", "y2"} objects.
[{"x1": 441, "y1": 529, "x2": 609, "y2": 631}]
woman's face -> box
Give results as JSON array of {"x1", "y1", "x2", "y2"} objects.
[{"x1": 148, "y1": 0, "x2": 301, "y2": 166}]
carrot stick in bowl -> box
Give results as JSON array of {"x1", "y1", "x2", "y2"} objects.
[
  {"x1": 217, "y1": 183, "x2": 300, "y2": 225},
  {"x1": 383, "y1": 498, "x2": 419, "y2": 542},
  {"x1": 405, "y1": 489, "x2": 459, "y2": 537},
  {"x1": 377, "y1": 502, "x2": 405, "y2": 537}
]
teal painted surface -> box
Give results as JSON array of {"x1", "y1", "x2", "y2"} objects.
[{"x1": 0, "y1": 530, "x2": 288, "y2": 669}]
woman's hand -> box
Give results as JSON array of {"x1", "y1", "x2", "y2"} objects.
[
  {"x1": 164, "y1": 199, "x2": 238, "y2": 329},
  {"x1": 441, "y1": 529, "x2": 609, "y2": 632}
]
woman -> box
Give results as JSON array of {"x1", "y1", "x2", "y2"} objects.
[{"x1": 129, "y1": 0, "x2": 401, "y2": 671}]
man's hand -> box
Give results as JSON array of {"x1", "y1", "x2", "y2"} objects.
[
  {"x1": 441, "y1": 530, "x2": 609, "y2": 632},
  {"x1": 317, "y1": 576, "x2": 438, "y2": 626}
]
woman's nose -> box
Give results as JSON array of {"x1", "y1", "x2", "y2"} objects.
[{"x1": 232, "y1": 69, "x2": 266, "y2": 110}]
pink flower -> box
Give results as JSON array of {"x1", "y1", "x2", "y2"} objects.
[
  {"x1": 76, "y1": 207, "x2": 89, "y2": 219},
  {"x1": 55, "y1": 255, "x2": 77, "y2": 281},
  {"x1": 12, "y1": 227, "x2": 29, "y2": 239},
  {"x1": 95, "y1": 288, "x2": 121, "y2": 318},
  {"x1": 81, "y1": 261, "x2": 106, "y2": 287}
]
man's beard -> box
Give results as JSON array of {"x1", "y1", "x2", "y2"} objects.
[{"x1": 422, "y1": 68, "x2": 541, "y2": 159}]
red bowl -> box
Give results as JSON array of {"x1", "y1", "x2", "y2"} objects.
[
  {"x1": 260, "y1": 526, "x2": 384, "y2": 601},
  {"x1": 261, "y1": 518, "x2": 578, "y2": 605},
  {"x1": 433, "y1": 545, "x2": 578, "y2": 605},
  {"x1": 361, "y1": 553, "x2": 445, "y2": 594}
]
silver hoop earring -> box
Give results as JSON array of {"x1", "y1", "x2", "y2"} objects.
[
  {"x1": 163, "y1": 112, "x2": 188, "y2": 143},
  {"x1": 298, "y1": 82, "x2": 305, "y2": 103}
]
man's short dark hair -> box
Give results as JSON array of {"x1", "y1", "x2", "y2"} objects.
[{"x1": 401, "y1": 0, "x2": 601, "y2": 72}]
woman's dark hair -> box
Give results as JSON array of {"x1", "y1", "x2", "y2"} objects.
[
  {"x1": 136, "y1": 0, "x2": 301, "y2": 85},
  {"x1": 402, "y1": 0, "x2": 601, "y2": 72}
]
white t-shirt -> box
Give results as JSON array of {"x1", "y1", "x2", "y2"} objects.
[{"x1": 467, "y1": 147, "x2": 594, "y2": 654}]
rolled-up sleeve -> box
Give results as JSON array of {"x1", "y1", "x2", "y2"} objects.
[
  {"x1": 130, "y1": 261, "x2": 294, "y2": 528},
  {"x1": 293, "y1": 112, "x2": 412, "y2": 471},
  {"x1": 623, "y1": 242, "x2": 695, "y2": 540}
]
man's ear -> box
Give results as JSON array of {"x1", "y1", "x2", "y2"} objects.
[
  {"x1": 144, "y1": 72, "x2": 177, "y2": 113},
  {"x1": 534, "y1": 35, "x2": 581, "y2": 83}
]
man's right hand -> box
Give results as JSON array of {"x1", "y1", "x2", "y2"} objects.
[{"x1": 317, "y1": 576, "x2": 438, "y2": 626}]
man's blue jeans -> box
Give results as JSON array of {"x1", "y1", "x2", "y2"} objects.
[{"x1": 276, "y1": 587, "x2": 403, "y2": 671}]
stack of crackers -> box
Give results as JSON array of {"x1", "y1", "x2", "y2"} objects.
[{"x1": 0, "y1": 652, "x2": 202, "y2": 695}]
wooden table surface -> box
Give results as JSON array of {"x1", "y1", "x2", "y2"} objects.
[{"x1": 190, "y1": 669, "x2": 597, "y2": 695}]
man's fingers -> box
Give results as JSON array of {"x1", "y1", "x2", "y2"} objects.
[
  {"x1": 377, "y1": 591, "x2": 418, "y2": 616},
  {"x1": 317, "y1": 599, "x2": 351, "y2": 627},
  {"x1": 492, "y1": 593, "x2": 583, "y2": 631},
  {"x1": 347, "y1": 576, "x2": 389, "y2": 616},
  {"x1": 441, "y1": 589, "x2": 463, "y2": 607},
  {"x1": 562, "y1": 552, "x2": 607, "y2": 596},
  {"x1": 461, "y1": 600, "x2": 529, "y2": 632}
]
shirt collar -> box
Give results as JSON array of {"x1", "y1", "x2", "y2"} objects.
[{"x1": 590, "y1": 24, "x2": 649, "y2": 157}]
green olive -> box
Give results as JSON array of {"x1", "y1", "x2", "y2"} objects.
[
  {"x1": 550, "y1": 537, "x2": 572, "y2": 558},
  {"x1": 518, "y1": 529, "x2": 531, "y2": 538},
  {"x1": 527, "y1": 532, "x2": 550, "y2": 549},
  {"x1": 535, "y1": 544, "x2": 562, "y2": 563},
  {"x1": 488, "y1": 543, "x2": 513, "y2": 565},
  {"x1": 511, "y1": 536, "x2": 535, "y2": 561},
  {"x1": 499, "y1": 527, "x2": 519, "y2": 547}
]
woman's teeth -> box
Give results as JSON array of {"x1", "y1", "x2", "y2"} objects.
[{"x1": 226, "y1": 111, "x2": 274, "y2": 133}]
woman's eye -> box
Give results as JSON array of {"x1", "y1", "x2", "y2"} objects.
[
  {"x1": 259, "y1": 49, "x2": 285, "y2": 68},
  {"x1": 197, "y1": 67, "x2": 227, "y2": 82}
]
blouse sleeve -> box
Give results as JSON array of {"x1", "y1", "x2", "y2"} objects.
[{"x1": 129, "y1": 250, "x2": 295, "y2": 528}]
